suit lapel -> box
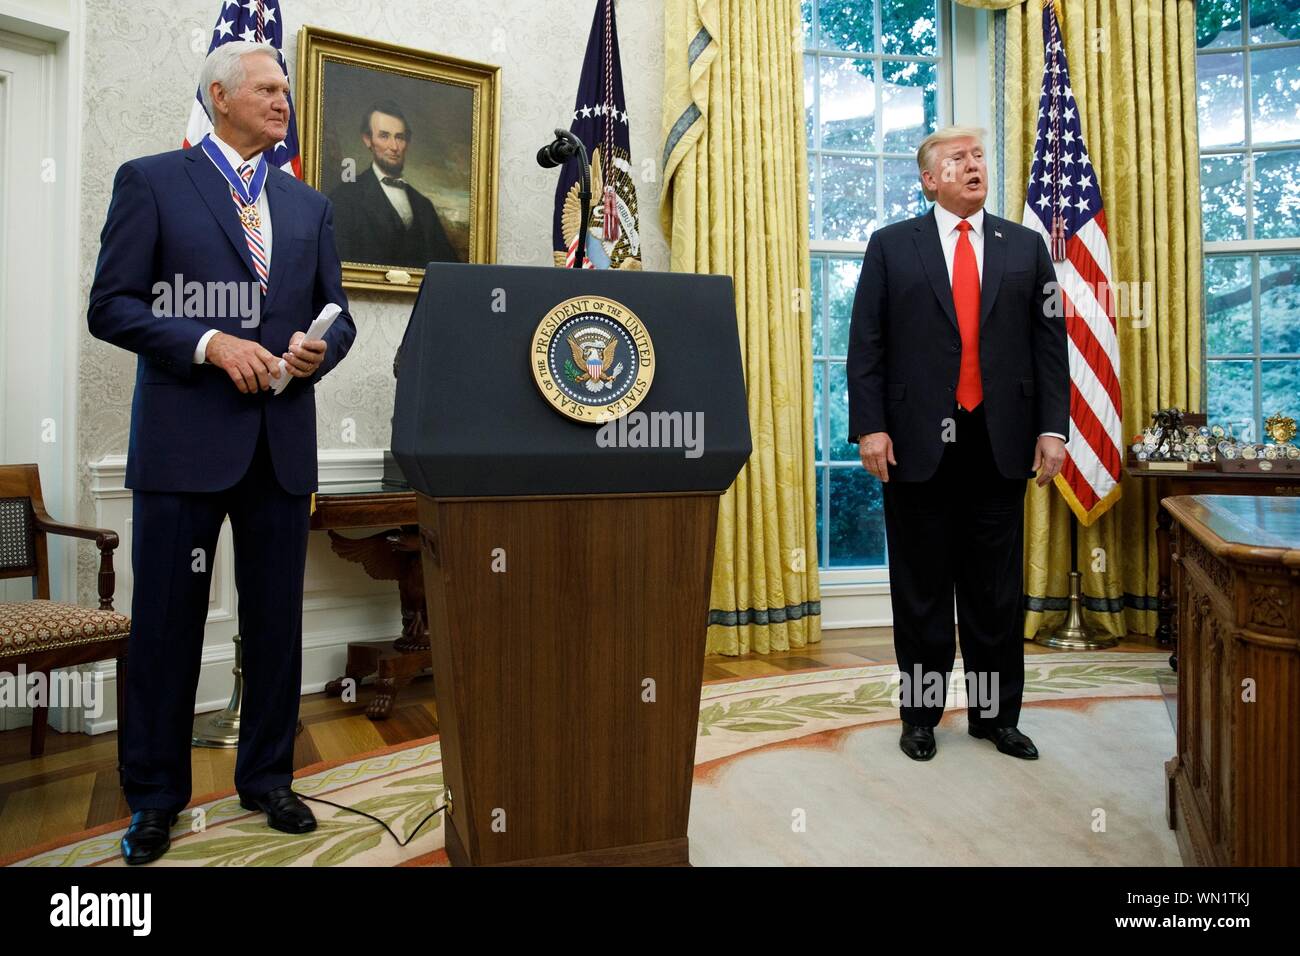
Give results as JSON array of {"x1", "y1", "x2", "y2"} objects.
[
  {"x1": 364, "y1": 168, "x2": 408, "y2": 234},
  {"x1": 979, "y1": 212, "x2": 1005, "y2": 327},
  {"x1": 913, "y1": 207, "x2": 959, "y2": 333},
  {"x1": 183, "y1": 145, "x2": 258, "y2": 283}
]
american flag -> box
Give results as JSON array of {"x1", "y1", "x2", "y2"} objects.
[
  {"x1": 1022, "y1": 0, "x2": 1122, "y2": 526},
  {"x1": 182, "y1": 0, "x2": 302, "y2": 178}
]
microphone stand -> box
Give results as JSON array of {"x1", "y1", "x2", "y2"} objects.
[
  {"x1": 539, "y1": 128, "x2": 593, "y2": 270},
  {"x1": 570, "y1": 136, "x2": 592, "y2": 270}
]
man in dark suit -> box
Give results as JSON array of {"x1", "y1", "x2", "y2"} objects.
[
  {"x1": 330, "y1": 100, "x2": 460, "y2": 268},
  {"x1": 88, "y1": 41, "x2": 356, "y2": 863},
  {"x1": 847, "y1": 126, "x2": 1069, "y2": 762}
]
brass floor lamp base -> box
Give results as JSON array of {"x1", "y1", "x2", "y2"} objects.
[
  {"x1": 192, "y1": 634, "x2": 303, "y2": 748},
  {"x1": 1033, "y1": 570, "x2": 1120, "y2": 650}
]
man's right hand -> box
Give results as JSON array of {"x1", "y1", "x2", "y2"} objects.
[
  {"x1": 858, "y1": 431, "x2": 897, "y2": 483},
  {"x1": 205, "y1": 332, "x2": 283, "y2": 394}
]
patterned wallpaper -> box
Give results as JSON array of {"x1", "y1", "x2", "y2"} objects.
[{"x1": 75, "y1": 0, "x2": 668, "y2": 599}]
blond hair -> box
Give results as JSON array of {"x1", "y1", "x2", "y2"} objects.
[{"x1": 916, "y1": 126, "x2": 987, "y2": 201}]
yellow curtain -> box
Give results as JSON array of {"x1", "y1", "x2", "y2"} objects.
[
  {"x1": 978, "y1": 0, "x2": 1204, "y2": 638},
  {"x1": 660, "y1": 0, "x2": 821, "y2": 655}
]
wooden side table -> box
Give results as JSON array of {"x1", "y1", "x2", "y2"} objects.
[
  {"x1": 1125, "y1": 464, "x2": 1300, "y2": 668},
  {"x1": 309, "y1": 482, "x2": 427, "y2": 719}
]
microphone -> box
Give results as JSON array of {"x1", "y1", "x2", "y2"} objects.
[{"x1": 537, "y1": 128, "x2": 582, "y2": 168}]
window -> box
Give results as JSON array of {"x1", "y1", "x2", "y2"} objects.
[
  {"x1": 803, "y1": 0, "x2": 950, "y2": 572},
  {"x1": 1197, "y1": 0, "x2": 1300, "y2": 439}
]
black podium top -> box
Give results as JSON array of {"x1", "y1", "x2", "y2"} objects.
[{"x1": 391, "y1": 263, "x2": 752, "y2": 498}]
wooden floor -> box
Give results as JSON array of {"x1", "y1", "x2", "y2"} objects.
[{"x1": 0, "y1": 627, "x2": 1162, "y2": 861}]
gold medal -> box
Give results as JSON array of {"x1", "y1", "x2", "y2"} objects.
[{"x1": 239, "y1": 203, "x2": 261, "y2": 230}]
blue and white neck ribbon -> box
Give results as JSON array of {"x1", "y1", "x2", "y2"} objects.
[{"x1": 200, "y1": 134, "x2": 268, "y2": 206}]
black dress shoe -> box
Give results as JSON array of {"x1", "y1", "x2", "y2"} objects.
[
  {"x1": 239, "y1": 786, "x2": 318, "y2": 834},
  {"x1": 969, "y1": 724, "x2": 1039, "y2": 760},
  {"x1": 899, "y1": 721, "x2": 936, "y2": 761},
  {"x1": 120, "y1": 809, "x2": 178, "y2": 865}
]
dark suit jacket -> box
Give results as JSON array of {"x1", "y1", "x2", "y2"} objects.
[
  {"x1": 87, "y1": 144, "x2": 357, "y2": 495},
  {"x1": 329, "y1": 168, "x2": 459, "y2": 268},
  {"x1": 846, "y1": 206, "x2": 1069, "y2": 482}
]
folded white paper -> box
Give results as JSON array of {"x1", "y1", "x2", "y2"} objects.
[{"x1": 273, "y1": 303, "x2": 342, "y2": 395}]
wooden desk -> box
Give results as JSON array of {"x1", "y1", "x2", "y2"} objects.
[
  {"x1": 1163, "y1": 494, "x2": 1299, "y2": 866},
  {"x1": 309, "y1": 483, "x2": 427, "y2": 719},
  {"x1": 1124, "y1": 465, "x2": 1300, "y2": 662}
]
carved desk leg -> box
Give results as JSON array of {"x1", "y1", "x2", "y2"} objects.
[{"x1": 324, "y1": 527, "x2": 432, "y2": 719}]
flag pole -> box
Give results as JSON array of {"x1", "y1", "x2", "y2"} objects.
[{"x1": 1032, "y1": 511, "x2": 1118, "y2": 649}]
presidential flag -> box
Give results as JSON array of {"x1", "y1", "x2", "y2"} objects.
[
  {"x1": 551, "y1": 0, "x2": 642, "y2": 269},
  {"x1": 1023, "y1": 0, "x2": 1123, "y2": 526},
  {"x1": 183, "y1": 0, "x2": 302, "y2": 178}
]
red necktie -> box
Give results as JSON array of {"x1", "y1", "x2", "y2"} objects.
[{"x1": 952, "y1": 219, "x2": 982, "y2": 411}]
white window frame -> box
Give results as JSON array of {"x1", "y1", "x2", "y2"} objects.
[
  {"x1": 808, "y1": 2, "x2": 989, "y2": 607},
  {"x1": 1198, "y1": 2, "x2": 1300, "y2": 435}
]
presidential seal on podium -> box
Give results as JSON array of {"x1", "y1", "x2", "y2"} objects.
[{"x1": 531, "y1": 294, "x2": 655, "y2": 423}]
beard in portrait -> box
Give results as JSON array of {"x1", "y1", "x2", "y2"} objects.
[{"x1": 329, "y1": 100, "x2": 461, "y2": 269}]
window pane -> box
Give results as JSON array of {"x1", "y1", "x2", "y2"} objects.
[
  {"x1": 813, "y1": 361, "x2": 825, "y2": 459},
  {"x1": 1250, "y1": 0, "x2": 1300, "y2": 44},
  {"x1": 1197, "y1": 51, "x2": 1246, "y2": 148},
  {"x1": 1196, "y1": 0, "x2": 1242, "y2": 49},
  {"x1": 1261, "y1": 360, "x2": 1300, "y2": 421},
  {"x1": 827, "y1": 361, "x2": 857, "y2": 460},
  {"x1": 816, "y1": 465, "x2": 826, "y2": 564},
  {"x1": 817, "y1": 0, "x2": 875, "y2": 54},
  {"x1": 1252, "y1": 148, "x2": 1300, "y2": 239},
  {"x1": 821, "y1": 155, "x2": 878, "y2": 241},
  {"x1": 804, "y1": 54, "x2": 817, "y2": 151},
  {"x1": 1207, "y1": 359, "x2": 1257, "y2": 438},
  {"x1": 883, "y1": 157, "x2": 928, "y2": 224},
  {"x1": 1203, "y1": 255, "x2": 1254, "y2": 354},
  {"x1": 881, "y1": 59, "x2": 938, "y2": 153},
  {"x1": 820, "y1": 56, "x2": 876, "y2": 151},
  {"x1": 1200, "y1": 153, "x2": 1248, "y2": 240},
  {"x1": 1260, "y1": 254, "x2": 1300, "y2": 353},
  {"x1": 801, "y1": 0, "x2": 814, "y2": 46},
  {"x1": 1249, "y1": 46, "x2": 1300, "y2": 146},
  {"x1": 827, "y1": 256, "x2": 860, "y2": 356},
  {"x1": 828, "y1": 467, "x2": 887, "y2": 567},
  {"x1": 811, "y1": 254, "x2": 825, "y2": 355},
  {"x1": 882, "y1": 0, "x2": 938, "y2": 57}
]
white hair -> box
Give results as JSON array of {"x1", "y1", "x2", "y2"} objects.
[
  {"x1": 916, "y1": 126, "x2": 987, "y2": 201},
  {"x1": 198, "y1": 41, "x2": 280, "y2": 120}
]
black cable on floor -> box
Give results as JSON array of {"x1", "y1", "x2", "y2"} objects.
[{"x1": 297, "y1": 794, "x2": 446, "y2": 847}]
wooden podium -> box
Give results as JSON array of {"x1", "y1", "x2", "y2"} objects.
[{"x1": 392, "y1": 264, "x2": 751, "y2": 866}]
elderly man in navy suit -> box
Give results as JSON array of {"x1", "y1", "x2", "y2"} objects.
[
  {"x1": 88, "y1": 41, "x2": 356, "y2": 863},
  {"x1": 847, "y1": 127, "x2": 1069, "y2": 763}
]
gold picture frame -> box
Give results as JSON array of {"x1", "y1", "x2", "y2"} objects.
[{"x1": 296, "y1": 26, "x2": 500, "y2": 294}]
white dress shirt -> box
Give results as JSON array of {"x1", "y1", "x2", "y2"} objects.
[
  {"x1": 192, "y1": 132, "x2": 274, "y2": 363},
  {"x1": 374, "y1": 166, "x2": 415, "y2": 228},
  {"x1": 933, "y1": 202, "x2": 984, "y2": 283},
  {"x1": 931, "y1": 202, "x2": 1065, "y2": 443}
]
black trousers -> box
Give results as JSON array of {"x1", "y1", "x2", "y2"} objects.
[
  {"x1": 882, "y1": 404, "x2": 1027, "y2": 728},
  {"x1": 121, "y1": 416, "x2": 310, "y2": 813}
]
